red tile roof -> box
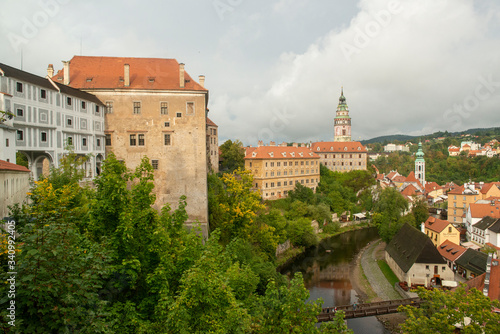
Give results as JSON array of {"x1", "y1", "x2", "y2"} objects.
[
  {"x1": 386, "y1": 171, "x2": 399, "y2": 180},
  {"x1": 244, "y1": 146, "x2": 319, "y2": 160},
  {"x1": 310, "y1": 141, "x2": 367, "y2": 153},
  {"x1": 425, "y1": 181, "x2": 442, "y2": 193},
  {"x1": 405, "y1": 171, "x2": 423, "y2": 189},
  {"x1": 469, "y1": 203, "x2": 500, "y2": 219},
  {"x1": 437, "y1": 240, "x2": 466, "y2": 262},
  {"x1": 206, "y1": 117, "x2": 217, "y2": 127},
  {"x1": 425, "y1": 216, "x2": 453, "y2": 233},
  {"x1": 480, "y1": 182, "x2": 500, "y2": 195},
  {"x1": 376, "y1": 174, "x2": 385, "y2": 180},
  {"x1": 53, "y1": 56, "x2": 206, "y2": 91},
  {"x1": 401, "y1": 184, "x2": 418, "y2": 197},
  {"x1": 0, "y1": 160, "x2": 30, "y2": 173},
  {"x1": 392, "y1": 175, "x2": 407, "y2": 183}
]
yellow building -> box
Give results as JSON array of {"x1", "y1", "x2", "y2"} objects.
[
  {"x1": 448, "y1": 182, "x2": 500, "y2": 223},
  {"x1": 424, "y1": 216, "x2": 460, "y2": 246},
  {"x1": 244, "y1": 144, "x2": 320, "y2": 200},
  {"x1": 54, "y1": 56, "x2": 210, "y2": 235},
  {"x1": 310, "y1": 141, "x2": 367, "y2": 172}
]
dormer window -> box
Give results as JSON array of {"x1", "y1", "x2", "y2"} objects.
[
  {"x1": 252, "y1": 152, "x2": 257, "y2": 157},
  {"x1": 86, "y1": 77, "x2": 93, "y2": 82},
  {"x1": 148, "y1": 77, "x2": 155, "y2": 82},
  {"x1": 317, "y1": 147, "x2": 320, "y2": 151},
  {"x1": 269, "y1": 152, "x2": 274, "y2": 157},
  {"x1": 299, "y1": 152, "x2": 303, "y2": 157},
  {"x1": 281, "y1": 152, "x2": 286, "y2": 157},
  {"x1": 291, "y1": 152, "x2": 295, "y2": 157},
  {"x1": 344, "y1": 147, "x2": 347, "y2": 151}
]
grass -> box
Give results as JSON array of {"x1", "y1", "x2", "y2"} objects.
[{"x1": 377, "y1": 259, "x2": 399, "y2": 286}]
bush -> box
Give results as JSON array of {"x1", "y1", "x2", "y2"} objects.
[
  {"x1": 322, "y1": 221, "x2": 340, "y2": 234},
  {"x1": 287, "y1": 218, "x2": 319, "y2": 248}
]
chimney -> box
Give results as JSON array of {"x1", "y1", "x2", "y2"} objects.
[
  {"x1": 179, "y1": 63, "x2": 185, "y2": 88},
  {"x1": 270, "y1": 141, "x2": 276, "y2": 146},
  {"x1": 258, "y1": 140, "x2": 263, "y2": 147},
  {"x1": 198, "y1": 75, "x2": 205, "y2": 88},
  {"x1": 421, "y1": 223, "x2": 425, "y2": 233},
  {"x1": 47, "y1": 64, "x2": 54, "y2": 77},
  {"x1": 62, "y1": 61, "x2": 70, "y2": 85},
  {"x1": 124, "y1": 64, "x2": 130, "y2": 87},
  {"x1": 292, "y1": 143, "x2": 298, "y2": 148}
]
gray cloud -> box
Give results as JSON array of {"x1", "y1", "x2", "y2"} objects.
[{"x1": 1, "y1": 0, "x2": 499, "y2": 145}]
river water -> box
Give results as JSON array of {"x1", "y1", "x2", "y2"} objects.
[{"x1": 280, "y1": 227, "x2": 390, "y2": 334}]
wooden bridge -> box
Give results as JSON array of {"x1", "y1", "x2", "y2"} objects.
[{"x1": 317, "y1": 298, "x2": 423, "y2": 322}]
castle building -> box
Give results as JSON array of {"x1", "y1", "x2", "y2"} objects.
[
  {"x1": 52, "y1": 56, "x2": 210, "y2": 235},
  {"x1": 0, "y1": 62, "x2": 105, "y2": 181},
  {"x1": 415, "y1": 142, "x2": 426, "y2": 187},
  {"x1": 244, "y1": 143, "x2": 320, "y2": 200},
  {"x1": 333, "y1": 87, "x2": 351, "y2": 142},
  {"x1": 206, "y1": 117, "x2": 219, "y2": 173},
  {"x1": 310, "y1": 141, "x2": 367, "y2": 172}
]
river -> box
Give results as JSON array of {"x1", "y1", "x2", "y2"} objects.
[{"x1": 280, "y1": 227, "x2": 390, "y2": 334}]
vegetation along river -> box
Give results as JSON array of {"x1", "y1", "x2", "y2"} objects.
[{"x1": 280, "y1": 227, "x2": 390, "y2": 334}]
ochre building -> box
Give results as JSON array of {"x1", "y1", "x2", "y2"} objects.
[
  {"x1": 244, "y1": 144, "x2": 320, "y2": 200},
  {"x1": 310, "y1": 141, "x2": 367, "y2": 172}
]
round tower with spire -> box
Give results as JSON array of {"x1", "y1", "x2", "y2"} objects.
[
  {"x1": 334, "y1": 87, "x2": 352, "y2": 142},
  {"x1": 415, "y1": 141, "x2": 426, "y2": 187}
]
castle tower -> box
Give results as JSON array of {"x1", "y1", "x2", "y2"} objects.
[
  {"x1": 415, "y1": 142, "x2": 426, "y2": 187},
  {"x1": 334, "y1": 87, "x2": 352, "y2": 142}
]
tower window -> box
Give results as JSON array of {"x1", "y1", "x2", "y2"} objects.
[{"x1": 16, "y1": 82, "x2": 23, "y2": 93}]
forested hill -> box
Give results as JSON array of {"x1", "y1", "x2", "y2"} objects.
[{"x1": 361, "y1": 127, "x2": 500, "y2": 145}]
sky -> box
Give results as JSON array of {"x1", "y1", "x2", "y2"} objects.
[{"x1": 1, "y1": 0, "x2": 500, "y2": 146}]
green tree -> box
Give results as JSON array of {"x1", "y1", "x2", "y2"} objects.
[
  {"x1": 219, "y1": 139, "x2": 245, "y2": 173},
  {"x1": 373, "y1": 187, "x2": 409, "y2": 242},
  {"x1": 411, "y1": 197, "x2": 429, "y2": 226},
  {"x1": 400, "y1": 286, "x2": 500, "y2": 333}
]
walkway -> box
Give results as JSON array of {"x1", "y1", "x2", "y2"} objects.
[{"x1": 360, "y1": 240, "x2": 402, "y2": 301}]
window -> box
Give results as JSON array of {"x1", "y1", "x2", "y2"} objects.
[
  {"x1": 40, "y1": 113, "x2": 47, "y2": 122},
  {"x1": 16, "y1": 130, "x2": 23, "y2": 141},
  {"x1": 130, "y1": 134, "x2": 136, "y2": 146},
  {"x1": 5, "y1": 138, "x2": 9, "y2": 147},
  {"x1": 138, "y1": 134, "x2": 145, "y2": 146},
  {"x1": 186, "y1": 102, "x2": 194, "y2": 115},
  {"x1": 16, "y1": 108, "x2": 23, "y2": 117},
  {"x1": 133, "y1": 102, "x2": 141, "y2": 114},
  {"x1": 152, "y1": 160, "x2": 159, "y2": 170},
  {"x1": 41, "y1": 132, "x2": 47, "y2": 142},
  {"x1": 67, "y1": 137, "x2": 73, "y2": 146},
  {"x1": 160, "y1": 102, "x2": 168, "y2": 115},
  {"x1": 448, "y1": 227, "x2": 452, "y2": 233},
  {"x1": 67, "y1": 97, "x2": 72, "y2": 106},
  {"x1": 67, "y1": 118, "x2": 72, "y2": 126},
  {"x1": 164, "y1": 122, "x2": 170, "y2": 127},
  {"x1": 97, "y1": 138, "x2": 101, "y2": 147},
  {"x1": 40, "y1": 89, "x2": 47, "y2": 99},
  {"x1": 176, "y1": 112, "x2": 182, "y2": 117},
  {"x1": 426, "y1": 265, "x2": 429, "y2": 270},
  {"x1": 105, "y1": 134, "x2": 111, "y2": 146},
  {"x1": 81, "y1": 101, "x2": 86, "y2": 109},
  {"x1": 105, "y1": 101, "x2": 113, "y2": 114},
  {"x1": 164, "y1": 134, "x2": 171, "y2": 146},
  {"x1": 82, "y1": 138, "x2": 87, "y2": 146},
  {"x1": 16, "y1": 82, "x2": 23, "y2": 93},
  {"x1": 95, "y1": 106, "x2": 100, "y2": 114}
]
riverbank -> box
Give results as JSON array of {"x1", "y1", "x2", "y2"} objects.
[
  {"x1": 353, "y1": 239, "x2": 407, "y2": 333},
  {"x1": 276, "y1": 222, "x2": 371, "y2": 269}
]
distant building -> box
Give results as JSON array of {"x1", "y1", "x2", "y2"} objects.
[
  {"x1": 0, "y1": 62, "x2": 106, "y2": 180},
  {"x1": 455, "y1": 248, "x2": 487, "y2": 279},
  {"x1": 244, "y1": 143, "x2": 320, "y2": 200},
  {"x1": 310, "y1": 141, "x2": 367, "y2": 172},
  {"x1": 0, "y1": 160, "x2": 30, "y2": 219},
  {"x1": 449, "y1": 182, "x2": 500, "y2": 224},
  {"x1": 383, "y1": 143, "x2": 409, "y2": 152},
  {"x1": 206, "y1": 117, "x2": 219, "y2": 173},
  {"x1": 414, "y1": 142, "x2": 426, "y2": 187}
]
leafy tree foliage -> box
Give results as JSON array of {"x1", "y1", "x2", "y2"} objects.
[
  {"x1": 372, "y1": 187, "x2": 409, "y2": 242},
  {"x1": 400, "y1": 286, "x2": 500, "y2": 334},
  {"x1": 219, "y1": 139, "x2": 245, "y2": 173}
]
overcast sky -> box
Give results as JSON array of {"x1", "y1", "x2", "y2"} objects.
[{"x1": 2, "y1": 0, "x2": 500, "y2": 145}]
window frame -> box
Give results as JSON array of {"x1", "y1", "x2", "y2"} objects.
[
  {"x1": 160, "y1": 102, "x2": 169, "y2": 115},
  {"x1": 130, "y1": 134, "x2": 137, "y2": 146},
  {"x1": 133, "y1": 101, "x2": 141, "y2": 114},
  {"x1": 164, "y1": 133, "x2": 171, "y2": 146},
  {"x1": 40, "y1": 132, "x2": 47, "y2": 142},
  {"x1": 138, "y1": 134, "x2": 145, "y2": 146}
]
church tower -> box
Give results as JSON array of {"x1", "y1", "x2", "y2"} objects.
[
  {"x1": 415, "y1": 142, "x2": 426, "y2": 187},
  {"x1": 334, "y1": 87, "x2": 352, "y2": 142}
]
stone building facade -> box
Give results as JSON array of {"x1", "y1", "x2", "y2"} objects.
[
  {"x1": 244, "y1": 143, "x2": 320, "y2": 200},
  {"x1": 53, "y1": 56, "x2": 210, "y2": 234},
  {"x1": 310, "y1": 141, "x2": 367, "y2": 172},
  {"x1": 206, "y1": 117, "x2": 219, "y2": 173},
  {"x1": 0, "y1": 62, "x2": 106, "y2": 180}
]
